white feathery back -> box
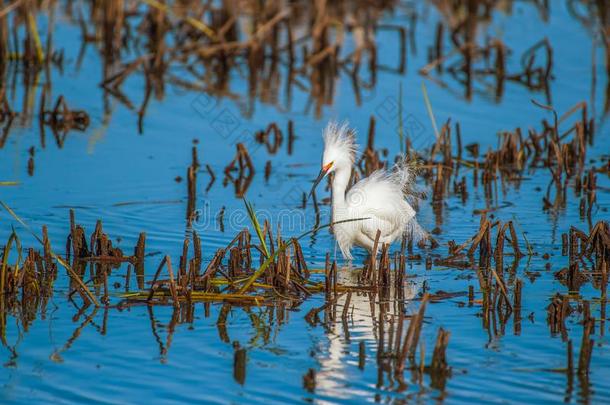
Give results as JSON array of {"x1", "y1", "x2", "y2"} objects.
[
  {"x1": 390, "y1": 156, "x2": 426, "y2": 208},
  {"x1": 390, "y1": 156, "x2": 416, "y2": 190}
]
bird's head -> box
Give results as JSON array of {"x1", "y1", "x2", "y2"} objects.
[{"x1": 309, "y1": 121, "x2": 357, "y2": 199}]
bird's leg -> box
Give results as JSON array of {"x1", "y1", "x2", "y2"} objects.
[{"x1": 333, "y1": 240, "x2": 338, "y2": 262}]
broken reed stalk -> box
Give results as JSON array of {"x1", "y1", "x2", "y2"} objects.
[
  {"x1": 1, "y1": 201, "x2": 99, "y2": 306},
  {"x1": 233, "y1": 343, "x2": 247, "y2": 385},
  {"x1": 578, "y1": 304, "x2": 595, "y2": 375},
  {"x1": 165, "y1": 256, "x2": 179, "y2": 308},
  {"x1": 396, "y1": 293, "x2": 429, "y2": 373},
  {"x1": 134, "y1": 232, "x2": 146, "y2": 289},
  {"x1": 430, "y1": 327, "x2": 450, "y2": 372},
  {"x1": 186, "y1": 164, "x2": 197, "y2": 222},
  {"x1": 513, "y1": 278, "x2": 522, "y2": 335}
]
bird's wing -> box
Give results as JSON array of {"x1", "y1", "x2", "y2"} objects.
[
  {"x1": 345, "y1": 170, "x2": 415, "y2": 243},
  {"x1": 358, "y1": 214, "x2": 398, "y2": 245}
]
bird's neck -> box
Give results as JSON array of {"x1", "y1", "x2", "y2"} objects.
[{"x1": 331, "y1": 164, "x2": 351, "y2": 211}]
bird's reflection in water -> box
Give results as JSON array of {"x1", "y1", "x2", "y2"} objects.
[{"x1": 314, "y1": 265, "x2": 423, "y2": 401}]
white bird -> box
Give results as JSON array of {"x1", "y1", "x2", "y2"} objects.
[{"x1": 309, "y1": 122, "x2": 425, "y2": 260}]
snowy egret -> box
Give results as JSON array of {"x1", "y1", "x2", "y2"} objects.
[{"x1": 309, "y1": 122, "x2": 425, "y2": 259}]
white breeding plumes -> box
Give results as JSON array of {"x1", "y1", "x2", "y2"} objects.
[
  {"x1": 310, "y1": 121, "x2": 426, "y2": 260},
  {"x1": 322, "y1": 121, "x2": 358, "y2": 167}
]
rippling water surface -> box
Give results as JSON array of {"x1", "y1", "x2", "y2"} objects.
[{"x1": 1, "y1": 1, "x2": 610, "y2": 404}]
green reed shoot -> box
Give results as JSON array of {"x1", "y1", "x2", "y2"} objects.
[
  {"x1": 422, "y1": 82, "x2": 440, "y2": 140},
  {"x1": 244, "y1": 199, "x2": 270, "y2": 258},
  {"x1": 238, "y1": 217, "x2": 370, "y2": 294}
]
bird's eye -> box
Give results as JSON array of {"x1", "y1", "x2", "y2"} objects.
[{"x1": 323, "y1": 161, "x2": 334, "y2": 171}]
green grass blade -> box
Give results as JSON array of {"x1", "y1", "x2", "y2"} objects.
[
  {"x1": 422, "y1": 82, "x2": 440, "y2": 140},
  {"x1": 26, "y1": 12, "x2": 44, "y2": 63},
  {"x1": 10, "y1": 227, "x2": 22, "y2": 279},
  {"x1": 244, "y1": 199, "x2": 270, "y2": 258},
  {"x1": 398, "y1": 82, "x2": 404, "y2": 154}
]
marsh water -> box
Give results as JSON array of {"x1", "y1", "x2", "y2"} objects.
[{"x1": 1, "y1": 1, "x2": 610, "y2": 403}]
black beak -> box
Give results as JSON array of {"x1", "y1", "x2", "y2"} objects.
[{"x1": 308, "y1": 168, "x2": 328, "y2": 200}]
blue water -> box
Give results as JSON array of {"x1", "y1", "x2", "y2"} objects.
[{"x1": 1, "y1": 1, "x2": 610, "y2": 403}]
